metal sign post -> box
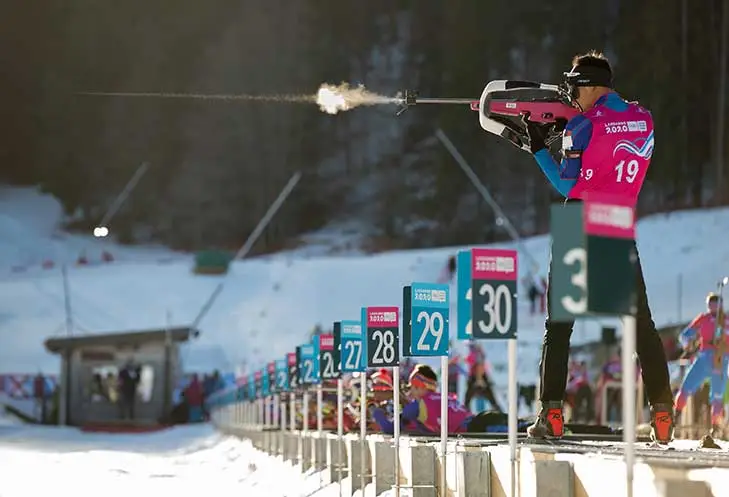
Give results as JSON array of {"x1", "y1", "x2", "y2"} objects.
[
  {"x1": 440, "y1": 356, "x2": 448, "y2": 497},
  {"x1": 359, "y1": 373, "x2": 367, "y2": 493},
  {"x1": 470, "y1": 248, "x2": 519, "y2": 497},
  {"x1": 407, "y1": 281, "x2": 451, "y2": 496},
  {"x1": 550, "y1": 194, "x2": 639, "y2": 497},
  {"x1": 365, "y1": 306, "x2": 401, "y2": 497},
  {"x1": 341, "y1": 319, "x2": 366, "y2": 493},
  {"x1": 332, "y1": 321, "x2": 344, "y2": 496},
  {"x1": 337, "y1": 377, "x2": 344, "y2": 497}
]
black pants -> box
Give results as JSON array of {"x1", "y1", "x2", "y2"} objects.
[
  {"x1": 465, "y1": 374, "x2": 503, "y2": 412},
  {"x1": 539, "y1": 240, "x2": 672, "y2": 406}
]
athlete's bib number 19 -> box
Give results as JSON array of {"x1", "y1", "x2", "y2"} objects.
[{"x1": 615, "y1": 159, "x2": 639, "y2": 183}]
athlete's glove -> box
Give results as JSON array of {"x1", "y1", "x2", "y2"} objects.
[{"x1": 520, "y1": 112, "x2": 549, "y2": 154}]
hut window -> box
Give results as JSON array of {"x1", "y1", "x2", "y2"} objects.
[
  {"x1": 89, "y1": 366, "x2": 120, "y2": 403},
  {"x1": 86, "y1": 363, "x2": 155, "y2": 403}
]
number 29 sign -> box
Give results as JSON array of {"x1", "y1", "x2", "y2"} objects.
[
  {"x1": 366, "y1": 306, "x2": 400, "y2": 367},
  {"x1": 411, "y1": 282, "x2": 449, "y2": 356},
  {"x1": 471, "y1": 248, "x2": 518, "y2": 339}
]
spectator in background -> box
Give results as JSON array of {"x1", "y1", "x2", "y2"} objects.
[
  {"x1": 33, "y1": 373, "x2": 47, "y2": 423},
  {"x1": 539, "y1": 275, "x2": 547, "y2": 314},
  {"x1": 118, "y1": 360, "x2": 141, "y2": 420},
  {"x1": 203, "y1": 370, "x2": 225, "y2": 419},
  {"x1": 185, "y1": 374, "x2": 204, "y2": 422}
]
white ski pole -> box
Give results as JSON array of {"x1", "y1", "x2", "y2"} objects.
[
  {"x1": 508, "y1": 338, "x2": 518, "y2": 497},
  {"x1": 337, "y1": 378, "x2": 344, "y2": 497},
  {"x1": 440, "y1": 355, "x2": 448, "y2": 497},
  {"x1": 393, "y1": 366, "x2": 401, "y2": 497},
  {"x1": 360, "y1": 374, "x2": 367, "y2": 493}
]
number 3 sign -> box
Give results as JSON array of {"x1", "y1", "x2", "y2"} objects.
[
  {"x1": 471, "y1": 248, "x2": 518, "y2": 339},
  {"x1": 366, "y1": 306, "x2": 400, "y2": 367}
]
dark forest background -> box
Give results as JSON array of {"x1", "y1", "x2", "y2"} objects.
[{"x1": 1, "y1": 0, "x2": 727, "y2": 254}]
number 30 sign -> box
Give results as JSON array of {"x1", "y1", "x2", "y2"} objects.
[{"x1": 471, "y1": 248, "x2": 518, "y2": 339}]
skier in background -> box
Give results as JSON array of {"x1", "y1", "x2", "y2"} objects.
[
  {"x1": 565, "y1": 358, "x2": 594, "y2": 423},
  {"x1": 594, "y1": 350, "x2": 620, "y2": 425},
  {"x1": 447, "y1": 341, "x2": 467, "y2": 398},
  {"x1": 522, "y1": 269, "x2": 544, "y2": 316},
  {"x1": 437, "y1": 255, "x2": 457, "y2": 284},
  {"x1": 522, "y1": 51, "x2": 675, "y2": 443},
  {"x1": 464, "y1": 341, "x2": 502, "y2": 412},
  {"x1": 674, "y1": 292, "x2": 729, "y2": 431}
]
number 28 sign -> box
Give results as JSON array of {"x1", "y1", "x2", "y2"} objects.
[
  {"x1": 471, "y1": 248, "x2": 518, "y2": 339},
  {"x1": 366, "y1": 306, "x2": 400, "y2": 367}
]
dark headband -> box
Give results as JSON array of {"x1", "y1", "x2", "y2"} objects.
[{"x1": 563, "y1": 63, "x2": 613, "y2": 89}]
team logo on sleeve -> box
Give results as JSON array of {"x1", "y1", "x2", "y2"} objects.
[{"x1": 562, "y1": 131, "x2": 582, "y2": 159}]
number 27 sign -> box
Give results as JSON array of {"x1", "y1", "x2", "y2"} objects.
[{"x1": 471, "y1": 248, "x2": 518, "y2": 339}]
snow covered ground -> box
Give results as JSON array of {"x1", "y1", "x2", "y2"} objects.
[
  {"x1": 2, "y1": 185, "x2": 729, "y2": 392},
  {"x1": 0, "y1": 421, "x2": 725, "y2": 497},
  {"x1": 0, "y1": 422, "x2": 384, "y2": 497}
]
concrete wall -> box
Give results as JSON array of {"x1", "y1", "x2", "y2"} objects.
[{"x1": 209, "y1": 402, "x2": 729, "y2": 497}]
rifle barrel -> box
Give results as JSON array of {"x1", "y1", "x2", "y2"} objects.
[{"x1": 412, "y1": 97, "x2": 478, "y2": 105}]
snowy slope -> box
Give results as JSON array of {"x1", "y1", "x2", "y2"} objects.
[
  {"x1": 0, "y1": 185, "x2": 183, "y2": 274},
  {"x1": 2, "y1": 186, "x2": 729, "y2": 391}
]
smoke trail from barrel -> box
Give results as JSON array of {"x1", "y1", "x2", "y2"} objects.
[
  {"x1": 76, "y1": 90, "x2": 316, "y2": 103},
  {"x1": 76, "y1": 83, "x2": 399, "y2": 114}
]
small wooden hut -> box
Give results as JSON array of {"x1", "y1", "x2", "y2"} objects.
[{"x1": 44, "y1": 327, "x2": 195, "y2": 430}]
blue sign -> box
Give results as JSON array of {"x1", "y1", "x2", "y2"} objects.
[
  {"x1": 275, "y1": 359, "x2": 289, "y2": 392},
  {"x1": 248, "y1": 375, "x2": 255, "y2": 399},
  {"x1": 262, "y1": 368, "x2": 270, "y2": 396},
  {"x1": 311, "y1": 338, "x2": 321, "y2": 384},
  {"x1": 411, "y1": 282, "x2": 450, "y2": 356},
  {"x1": 340, "y1": 320, "x2": 365, "y2": 372},
  {"x1": 298, "y1": 343, "x2": 318, "y2": 385},
  {"x1": 457, "y1": 249, "x2": 472, "y2": 340}
]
